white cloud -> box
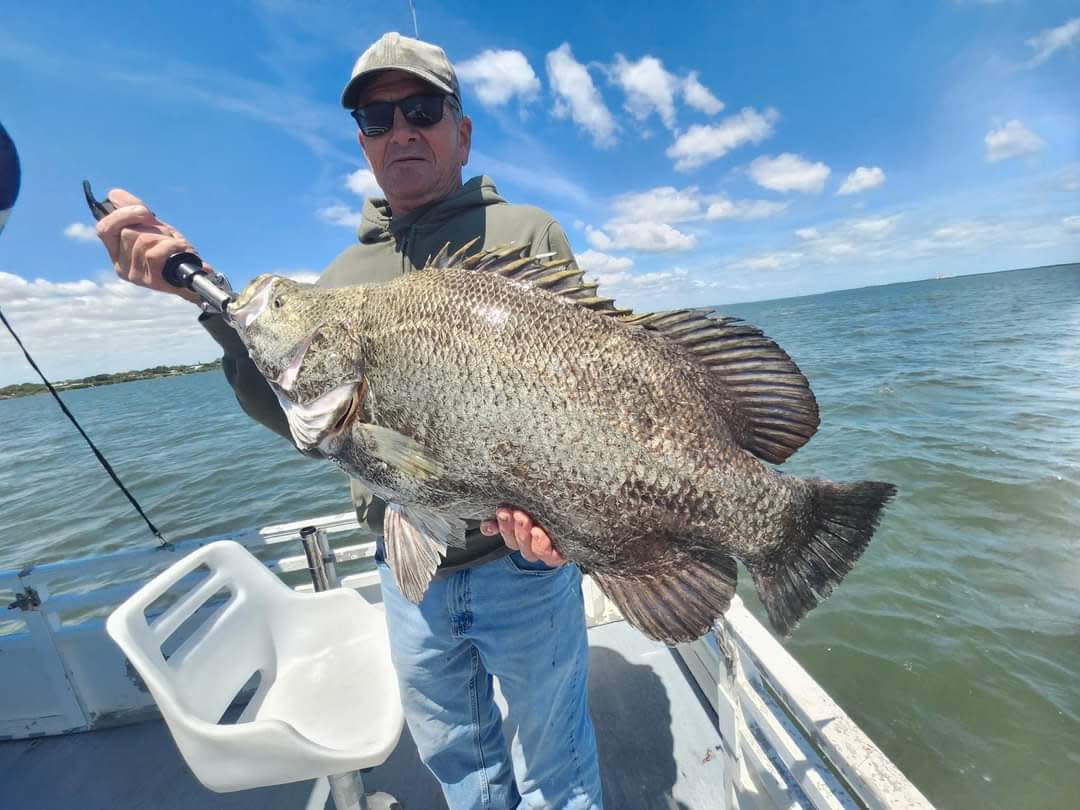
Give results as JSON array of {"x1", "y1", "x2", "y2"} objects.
[
  {"x1": 624, "y1": 268, "x2": 690, "y2": 288},
  {"x1": 64, "y1": 222, "x2": 99, "y2": 242},
  {"x1": 345, "y1": 169, "x2": 382, "y2": 198},
  {"x1": 610, "y1": 186, "x2": 788, "y2": 224},
  {"x1": 546, "y1": 43, "x2": 618, "y2": 148},
  {"x1": 682, "y1": 71, "x2": 724, "y2": 115},
  {"x1": 849, "y1": 215, "x2": 901, "y2": 238},
  {"x1": 611, "y1": 186, "x2": 703, "y2": 224},
  {"x1": 985, "y1": 119, "x2": 1045, "y2": 162},
  {"x1": 916, "y1": 220, "x2": 1011, "y2": 250},
  {"x1": 1026, "y1": 18, "x2": 1080, "y2": 67},
  {"x1": 318, "y1": 204, "x2": 362, "y2": 228},
  {"x1": 0, "y1": 270, "x2": 220, "y2": 386},
  {"x1": 837, "y1": 166, "x2": 886, "y2": 195},
  {"x1": 584, "y1": 225, "x2": 613, "y2": 251},
  {"x1": 576, "y1": 249, "x2": 635, "y2": 284},
  {"x1": 788, "y1": 214, "x2": 901, "y2": 261},
  {"x1": 724, "y1": 204, "x2": 1075, "y2": 283},
  {"x1": 589, "y1": 266, "x2": 696, "y2": 308},
  {"x1": 733, "y1": 251, "x2": 804, "y2": 271},
  {"x1": 705, "y1": 197, "x2": 789, "y2": 220},
  {"x1": 667, "y1": 107, "x2": 778, "y2": 171},
  {"x1": 609, "y1": 54, "x2": 679, "y2": 130},
  {"x1": 749, "y1": 153, "x2": 832, "y2": 194},
  {"x1": 725, "y1": 213, "x2": 907, "y2": 273},
  {"x1": 456, "y1": 49, "x2": 541, "y2": 107},
  {"x1": 281, "y1": 270, "x2": 321, "y2": 284},
  {"x1": 586, "y1": 222, "x2": 696, "y2": 252}
]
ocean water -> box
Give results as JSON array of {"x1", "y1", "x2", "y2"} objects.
[{"x1": 1, "y1": 264, "x2": 1078, "y2": 809}]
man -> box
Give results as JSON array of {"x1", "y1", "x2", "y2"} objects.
[{"x1": 96, "y1": 32, "x2": 603, "y2": 810}]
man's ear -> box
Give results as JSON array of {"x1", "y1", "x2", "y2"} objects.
[{"x1": 459, "y1": 115, "x2": 473, "y2": 167}]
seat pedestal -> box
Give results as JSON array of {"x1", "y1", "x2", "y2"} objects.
[
  {"x1": 307, "y1": 772, "x2": 402, "y2": 810},
  {"x1": 301, "y1": 527, "x2": 403, "y2": 810}
]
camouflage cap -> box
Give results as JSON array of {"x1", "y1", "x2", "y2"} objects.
[{"x1": 341, "y1": 32, "x2": 461, "y2": 109}]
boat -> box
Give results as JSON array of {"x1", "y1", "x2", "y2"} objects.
[{"x1": 1, "y1": 511, "x2": 933, "y2": 809}]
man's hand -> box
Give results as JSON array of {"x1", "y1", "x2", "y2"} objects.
[
  {"x1": 95, "y1": 188, "x2": 208, "y2": 305},
  {"x1": 480, "y1": 507, "x2": 566, "y2": 566}
]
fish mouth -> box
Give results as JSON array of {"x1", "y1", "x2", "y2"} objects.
[{"x1": 228, "y1": 276, "x2": 276, "y2": 331}]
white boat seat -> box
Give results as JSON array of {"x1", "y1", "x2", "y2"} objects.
[{"x1": 106, "y1": 540, "x2": 403, "y2": 793}]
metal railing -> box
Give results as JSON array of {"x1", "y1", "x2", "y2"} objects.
[{"x1": 680, "y1": 600, "x2": 933, "y2": 809}]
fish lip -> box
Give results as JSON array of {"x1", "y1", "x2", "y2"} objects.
[{"x1": 228, "y1": 276, "x2": 276, "y2": 331}]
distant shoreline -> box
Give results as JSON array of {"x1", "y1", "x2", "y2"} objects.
[{"x1": 0, "y1": 359, "x2": 223, "y2": 399}]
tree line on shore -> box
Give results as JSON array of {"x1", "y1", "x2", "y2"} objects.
[{"x1": 0, "y1": 359, "x2": 223, "y2": 399}]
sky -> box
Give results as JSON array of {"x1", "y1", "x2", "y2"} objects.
[{"x1": 0, "y1": 0, "x2": 1078, "y2": 385}]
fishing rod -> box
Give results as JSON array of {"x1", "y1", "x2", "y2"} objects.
[{"x1": 0, "y1": 121, "x2": 231, "y2": 549}]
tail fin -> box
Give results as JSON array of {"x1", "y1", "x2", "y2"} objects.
[
  {"x1": 747, "y1": 479, "x2": 897, "y2": 636},
  {"x1": 592, "y1": 546, "x2": 737, "y2": 645}
]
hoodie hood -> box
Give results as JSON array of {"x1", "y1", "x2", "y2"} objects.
[{"x1": 358, "y1": 175, "x2": 506, "y2": 245}]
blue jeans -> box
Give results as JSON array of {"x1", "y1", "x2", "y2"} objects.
[{"x1": 375, "y1": 542, "x2": 603, "y2": 810}]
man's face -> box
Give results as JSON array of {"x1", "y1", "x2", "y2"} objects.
[{"x1": 356, "y1": 71, "x2": 472, "y2": 216}]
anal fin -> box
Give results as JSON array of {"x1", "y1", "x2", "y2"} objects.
[
  {"x1": 383, "y1": 503, "x2": 467, "y2": 603},
  {"x1": 591, "y1": 546, "x2": 737, "y2": 645}
]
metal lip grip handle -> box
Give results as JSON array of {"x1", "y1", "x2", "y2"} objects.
[{"x1": 81, "y1": 181, "x2": 235, "y2": 314}]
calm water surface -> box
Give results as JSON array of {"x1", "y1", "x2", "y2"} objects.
[{"x1": 1, "y1": 264, "x2": 1078, "y2": 809}]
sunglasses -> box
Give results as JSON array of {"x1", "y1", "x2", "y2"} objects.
[{"x1": 350, "y1": 94, "x2": 453, "y2": 137}]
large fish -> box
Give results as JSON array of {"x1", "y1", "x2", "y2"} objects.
[{"x1": 228, "y1": 244, "x2": 896, "y2": 643}]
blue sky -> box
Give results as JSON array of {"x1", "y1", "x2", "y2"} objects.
[{"x1": 0, "y1": 0, "x2": 1077, "y2": 384}]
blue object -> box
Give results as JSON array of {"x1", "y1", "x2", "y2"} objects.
[
  {"x1": 373, "y1": 541, "x2": 604, "y2": 809},
  {"x1": 0, "y1": 121, "x2": 20, "y2": 233}
]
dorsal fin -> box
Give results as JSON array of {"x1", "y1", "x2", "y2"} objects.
[
  {"x1": 425, "y1": 242, "x2": 634, "y2": 317},
  {"x1": 622, "y1": 309, "x2": 820, "y2": 463},
  {"x1": 427, "y1": 244, "x2": 819, "y2": 463}
]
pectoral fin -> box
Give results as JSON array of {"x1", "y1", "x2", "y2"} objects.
[
  {"x1": 383, "y1": 503, "x2": 467, "y2": 602},
  {"x1": 358, "y1": 423, "x2": 445, "y2": 481}
]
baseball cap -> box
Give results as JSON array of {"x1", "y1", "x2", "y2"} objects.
[{"x1": 341, "y1": 32, "x2": 461, "y2": 109}]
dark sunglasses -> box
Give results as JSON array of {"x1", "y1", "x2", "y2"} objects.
[{"x1": 350, "y1": 94, "x2": 452, "y2": 137}]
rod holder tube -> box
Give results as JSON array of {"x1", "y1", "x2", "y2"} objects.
[
  {"x1": 316, "y1": 528, "x2": 340, "y2": 589},
  {"x1": 300, "y1": 526, "x2": 330, "y2": 592}
]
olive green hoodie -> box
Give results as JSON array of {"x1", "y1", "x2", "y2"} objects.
[{"x1": 201, "y1": 175, "x2": 577, "y2": 573}]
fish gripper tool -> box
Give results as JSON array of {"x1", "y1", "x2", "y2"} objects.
[{"x1": 82, "y1": 180, "x2": 236, "y2": 315}]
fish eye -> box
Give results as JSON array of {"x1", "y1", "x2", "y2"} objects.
[{"x1": 273, "y1": 296, "x2": 284, "y2": 309}]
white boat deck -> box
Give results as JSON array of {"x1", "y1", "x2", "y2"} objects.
[
  {"x1": 0, "y1": 512, "x2": 933, "y2": 809},
  {"x1": 0, "y1": 620, "x2": 724, "y2": 810}
]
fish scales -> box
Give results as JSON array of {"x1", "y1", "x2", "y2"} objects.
[
  {"x1": 230, "y1": 246, "x2": 896, "y2": 643},
  {"x1": 342, "y1": 269, "x2": 757, "y2": 560}
]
